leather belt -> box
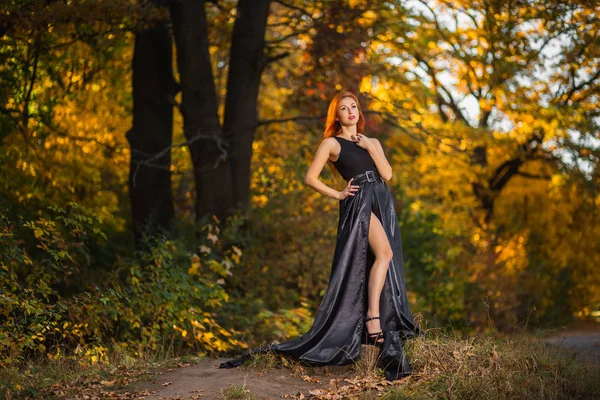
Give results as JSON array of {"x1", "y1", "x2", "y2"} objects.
[{"x1": 350, "y1": 170, "x2": 382, "y2": 185}]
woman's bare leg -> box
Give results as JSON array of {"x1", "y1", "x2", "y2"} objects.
[{"x1": 366, "y1": 211, "x2": 393, "y2": 339}]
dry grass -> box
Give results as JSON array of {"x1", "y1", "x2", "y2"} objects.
[
  {"x1": 238, "y1": 331, "x2": 600, "y2": 400},
  {"x1": 384, "y1": 330, "x2": 600, "y2": 400},
  {"x1": 352, "y1": 344, "x2": 384, "y2": 379},
  {"x1": 240, "y1": 349, "x2": 310, "y2": 377},
  {"x1": 241, "y1": 344, "x2": 385, "y2": 379}
]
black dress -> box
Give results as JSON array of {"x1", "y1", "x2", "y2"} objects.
[{"x1": 219, "y1": 135, "x2": 420, "y2": 381}]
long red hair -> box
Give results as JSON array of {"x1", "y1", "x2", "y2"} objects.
[{"x1": 323, "y1": 90, "x2": 366, "y2": 180}]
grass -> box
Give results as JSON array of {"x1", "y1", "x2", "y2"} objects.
[
  {"x1": 221, "y1": 379, "x2": 255, "y2": 400},
  {"x1": 385, "y1": 330, "x2": 600, "y2": 400},
  {"x1": 238, "y1": 343, "x2": 385, "y2": 379},
  {"x1": 238, "y1": 348, "x2": 310, "y2": 377}
]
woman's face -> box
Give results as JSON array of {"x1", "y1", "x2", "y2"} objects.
[{"x1": 337, "y1": 97, "x2": 359, "y2": 126}]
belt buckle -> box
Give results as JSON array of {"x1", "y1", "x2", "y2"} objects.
[{"x1": 365, "y1": 170, "x2": 375, "y2": 182}]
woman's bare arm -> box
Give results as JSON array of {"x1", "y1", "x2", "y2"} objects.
[
  {"x1": 303, "y1": 139, "x2": 344, "y2": 200},
  {"x1": 364, "y1": 136, "x2": 392, "y2": 181}
]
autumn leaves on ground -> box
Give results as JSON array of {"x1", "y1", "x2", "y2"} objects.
[{"x1": 1, "y1": 0, "x2": 599, "y2": 399}]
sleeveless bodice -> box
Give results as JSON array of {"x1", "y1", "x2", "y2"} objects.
[{"x1": 331, "y1": 136, "x2": 377, "y2": 181}]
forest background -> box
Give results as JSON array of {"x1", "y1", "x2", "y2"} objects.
[{"x1": 1, "y1": 0, "x2": 599, "y2": 377}]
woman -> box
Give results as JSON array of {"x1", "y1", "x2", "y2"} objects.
[{"x1": 220, "y1": 91, "x2": 420, "y2": 381}]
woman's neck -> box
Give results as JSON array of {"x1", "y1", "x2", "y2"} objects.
[{"x1": 340, "y1": 124, "x2": 357, "y2": 136}]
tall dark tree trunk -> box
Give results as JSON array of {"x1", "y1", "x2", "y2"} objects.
[
  {"x1": 223, "y1": 0, "x2": 271, "y2": 210},
  {"x1": 126, "y1": 2, "x2": 176, "y2": 251},
  {"x1": 170, "y1": 0, "x2": 234, "y2": 224}
]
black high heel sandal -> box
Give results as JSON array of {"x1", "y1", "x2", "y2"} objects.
[{"x1": 364, "y1": 316, "x2": 384, "y2": 347}]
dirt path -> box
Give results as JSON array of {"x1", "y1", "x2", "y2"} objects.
[
  {"x1": 127, "y1": 358, "x2": 357, "y2": 400},
  {"x1": 542, "y1": 329, "x2": 600, "y2": 366}
]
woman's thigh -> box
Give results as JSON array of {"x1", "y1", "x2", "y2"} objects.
[{"x1": 368, "y1": 211, "x2": 393, "y2": 261}]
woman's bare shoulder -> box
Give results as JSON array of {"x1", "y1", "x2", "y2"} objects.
[
  {"x1": 322, "y1": 136, "x2": 340, "y2": 145},
  {"x1": 320, "y1": 137, "x2": 341, "y2": 162},
  {"x1": 314, "y1": 136, "x2": 337, "y2": 148},
  {"x1": 321, "y1": 136, "x2": 340, "y2": 152}
]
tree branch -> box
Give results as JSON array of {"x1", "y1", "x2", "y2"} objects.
[
  {"x1": 257, "y1": 114, "x2": 325, "y2": 126},
  {"x1": 414, "y1": 54, "x2": 470, "y2": 125},
  {"x1": 265, "y1": 51, "x2": 290, "y2": 63},
  {"x1": 561, "y1": 68, "x2": 600, "y2": 106},
  {"x1": 273, "y1": 0, "x2": 314, "y2": 16},
  {"x1": 516, "y1": 171, "x2": 552, "y2": 180}
]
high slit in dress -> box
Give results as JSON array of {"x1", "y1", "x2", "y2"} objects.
[{"x1": 219, "y1": 135, "x2": 420, "y2": 381}]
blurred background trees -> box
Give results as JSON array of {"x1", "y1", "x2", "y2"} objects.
[{"x1": 0, "y1": 0, "x2": 598, "y2": 367}]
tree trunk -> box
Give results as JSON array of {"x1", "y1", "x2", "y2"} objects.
[
  {"x1": 126, "y1": 4, "x2": 176, "y2": 251},
  {"x1": 223, "y1": 0, "x2": 271, "y2": 210},
  {"x1": 170, "y1": 0, "x2": 235, "y2": 224}
]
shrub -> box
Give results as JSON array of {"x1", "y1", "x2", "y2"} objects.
[{"x1": 0, "y1": 202, "x2": 246, "y2": 368}]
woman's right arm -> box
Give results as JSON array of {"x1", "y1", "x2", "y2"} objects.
[{"x1": 304, "y1": 139, "x2": 357, "y2": 200}]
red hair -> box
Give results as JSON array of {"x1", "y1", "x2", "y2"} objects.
[{"x1": 323, "y1": 90, "x2": 366, "y2": 180}]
